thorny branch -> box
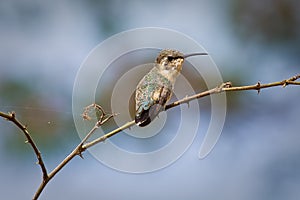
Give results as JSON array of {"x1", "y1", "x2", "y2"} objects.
[
  {"x1": 33, "y1": 104, "x2": 116, "y2": 200},
  {"x1": 166, "y1": 74, "x2": 300, "y2": 110},
  {"x1": 0, "y1": 74, "x2": 299, "y2": 199},
  {"x1": 0, "y1": 111, "x2": 48, "y2": 180}
]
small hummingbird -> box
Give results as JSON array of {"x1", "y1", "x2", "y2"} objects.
[{"x1": 135, "y1": 49, "x2": 208, "y2": 127}]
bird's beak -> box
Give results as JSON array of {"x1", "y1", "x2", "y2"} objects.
[{"x1": 183, "y1": 52, "x2": 208, "y2": 58}]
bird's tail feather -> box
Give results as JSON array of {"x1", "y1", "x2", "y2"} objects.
[{"x1": 135, "y1": 104, "x2": 163, "y2": 127}]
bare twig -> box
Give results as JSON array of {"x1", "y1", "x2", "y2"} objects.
[
  {"x1": 33, "y1": 104, "x2": 116, "y2": 200},
  {"x1": 0, "y1": 112, "x2": 48, "y2": 180},
  {"x1": 0, "y1": 74, "x2": 299, "y2": 199},
  {"x1": 166, "y1": 74, "x2": 300, "y2": 110},
  {"x1": 82, "y1": 120, "x2": 135, "y2": 149}
]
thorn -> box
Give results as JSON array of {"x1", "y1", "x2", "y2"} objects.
[
  {"x1": 113, "y1": 113, "x2": 120, "y2": 117},
  {"x1": 10, "y1": 111, "x2": 16, "y2": 118},
  {"x1": 182, "y1": 95, "x2": 189, "y2": 108},
  {"x1": 184, "y1": 95, "x2": 190, "y2": 108},
  {"x1": 282, "y1": 80, "x2": 287, "y2": 88},
  {"x1": 224, "y1": 82, "x2": 232, "y2": 88},
  {"x1": 256, "y1": 81, "x2": 261, "y2": 94},
  {"x1": 79, "y1": 152, "x2": 84, "y2": 159},
  {"x1": 25, "y1": 140, "x2": 29, "y2": 144},
  {"x1": 102, "y1": 137, "x2": 108, "y2": 144}
]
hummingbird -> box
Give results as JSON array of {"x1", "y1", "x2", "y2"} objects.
[{"x1": 135, "y1": 49, "x2": 208, "y2": 127}]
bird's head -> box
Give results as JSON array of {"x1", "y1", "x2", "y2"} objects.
[
  {"x1": 156, "y1": 49, "x2": 185, "y2": 73},
  {"x1": 155, "y1": 49, "x2": 208, "y2": 75}
]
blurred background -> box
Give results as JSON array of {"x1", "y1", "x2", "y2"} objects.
[{"x1": 0, "y1": 0, "x2": 299, "y2": 199}]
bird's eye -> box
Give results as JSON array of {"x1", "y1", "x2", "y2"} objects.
[{"x1": 167, "y1": 56, "x2": 173, "y2": 62}]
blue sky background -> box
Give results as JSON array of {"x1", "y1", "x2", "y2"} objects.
[{"x1": 0, "y1": 0, "x2": 299, "y2": 199}]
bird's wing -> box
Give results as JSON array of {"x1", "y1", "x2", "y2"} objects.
[{"x1": 135, "y1": 84, "x2": 172, "y2": 127}]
